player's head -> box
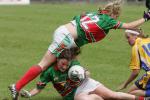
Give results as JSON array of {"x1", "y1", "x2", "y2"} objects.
[
  {"x1": 125, "y1": 28, "x2": 148, "y2": 46},
  {"x1": 57, "y1": 47, "x2": 81, "y2": 72},
  {"x1": 98, "y1": 0, "x2": 122, "y2": 19}
]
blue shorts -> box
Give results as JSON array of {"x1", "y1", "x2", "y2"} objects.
[{"x1": 135, "y1": 73, "x2": 150, "y2": 96}]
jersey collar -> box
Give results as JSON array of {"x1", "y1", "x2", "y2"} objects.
[{"x1": 54, "y1": 65, "x2": 59, "y2": 71}]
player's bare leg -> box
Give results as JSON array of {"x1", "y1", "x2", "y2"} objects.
[
  {"x1": 93, "y1": 84, "x2": 137, "y2": 100},
  {"x1": 74, "y1": 93, "x2": 104, "y2": 100},
  {"x1": 9, "y1": 50, "x2": 56, "y2": 100},
  {"x1": 128, "y1": 84, "x2": 145, "y2": 96}
]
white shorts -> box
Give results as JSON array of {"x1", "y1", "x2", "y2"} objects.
[
  {"x1": 48, "y1": 25, "x2": 77, "y2": 57},
  {"x1": 75, "y1": 78, "x2": 102, "y2": 95}
]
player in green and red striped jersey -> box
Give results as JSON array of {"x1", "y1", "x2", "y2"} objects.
[
  {"x1": 19, "y1": 47, "x2": 103, "y2": 100},
  {"x1": 20, "y1": 47, "x2": 82, "y2": 100},
  {"x1": 9, "y1": 0, "x2": 150, "y2": 99},
  {"x1": 73, "y1": 10, "x2": 123, "y2": 47},
  {"x1": 25, "y1": 57, "x2": 80, "y2": 100},
  {"x1": 19, "y1": 50, "x2": 150, "y2": 100}
]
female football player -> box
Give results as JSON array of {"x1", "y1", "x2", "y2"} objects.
[
  {"x1": 118, "y1": 29, "x2": 150, "y2": 97},
  {"x1": 9, "y1": 0, "x2": 150, "y2": 99},
  {"x1": 20, "y1": 48, "x2": 104, "y2": 100},
  {"x1": 20, "y1": 65, "x2": 150, "y2": 100}
]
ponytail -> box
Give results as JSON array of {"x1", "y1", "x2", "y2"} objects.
[{"x1": 98, "y1": 0, "x2": 122, "y2": 17}]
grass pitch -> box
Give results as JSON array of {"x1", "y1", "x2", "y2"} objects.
[{"x1": 0, "y1": 3, "x2": 149, "y2": 100}]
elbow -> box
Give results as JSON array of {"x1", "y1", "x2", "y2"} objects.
[
  {"x1": 132, "y1": 69, "x2": 140, "y2": 76},
  {"x1": 122, "y1": 23, "x2": 132, "y2": 29},
  {"x1": 132, "y1": 72, "x2": 139, "y2": 77}
]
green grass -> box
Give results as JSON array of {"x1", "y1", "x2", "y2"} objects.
[{"x1": 0, "y1": 3, "x2": 149, "y2": 100}]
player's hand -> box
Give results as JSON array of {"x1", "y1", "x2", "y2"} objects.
[
  {"x1": 20, "y1": 89, "x2": 31, "y2": 98},
  {"x1": 143, "y1": 11, "x2": 150, "y2": 21},
  {"x1": 116, "y1": 83, "x2": 127, "y2": 91}
]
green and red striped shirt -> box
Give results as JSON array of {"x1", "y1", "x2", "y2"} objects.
[
  {"x1": 36, "y1": 60, "x2": 80, "y2": 100},
  {"x1": 74, "y1": 12, "x2": 123, "y2": 47}
]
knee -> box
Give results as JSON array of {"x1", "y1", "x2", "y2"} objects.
[
  {"x1": 104, "y1": 91, "x2": 119, "y2": 99},
  {"x1": 39, "y1": 65, "x2": 48, "y2": 71},
  {"x1": 128, "y1": 91, "x2": 134, "y2": 95}
]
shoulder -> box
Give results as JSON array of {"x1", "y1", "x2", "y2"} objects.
[
  {"x1": 70, "y1": 59, "x2": 80, "y2": 66},
  {"x1": 42, "y1": 63, "x2": 56, "y2": 75},
  {"x1": 135, "y1": 38, "x2": 143, "y2": 46}
]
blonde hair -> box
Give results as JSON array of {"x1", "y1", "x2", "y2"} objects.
[
  {"x1": 98, "y1": 0, "x2": 122, "y2": 17},
  {"x1": 125, "y1": 28, "x2": 148, "y2": 38}
]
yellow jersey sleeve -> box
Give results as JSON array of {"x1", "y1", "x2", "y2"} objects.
[{"x1": 129, "y1": 44, "x2": 140, "y2": 70}]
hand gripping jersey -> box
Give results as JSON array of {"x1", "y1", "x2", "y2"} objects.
[
  {"x1": 130, "y1": 38, "x2": 150, "y2": 71},
  {"x1": 36, "y1": 60, "x2": 80, "y2": 100},
  {"x1": 74, "y1": 12, "x2": 123, "y2": 47}
]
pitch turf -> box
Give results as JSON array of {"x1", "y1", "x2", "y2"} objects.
[{"x1": 0, "y1": 3, "x2": 149, "y2": 100}]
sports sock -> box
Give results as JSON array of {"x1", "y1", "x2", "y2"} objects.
[
  {"x1": 136, "y1": 96, "x2": 145, "y2": 100},
  {"x1": 15, "y1": 65, "x2": 42, "y2": 91}
]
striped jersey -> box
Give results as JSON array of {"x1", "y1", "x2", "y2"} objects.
[
  {"x1": 36, "y1": 60, "x2": 80, "y2": 100},
  {"x1": 130, "y1": 38, "x2": 150, "y2": 71},
  {"x1": 74, "y1": 12, "x2": 123, "y2": 47}
]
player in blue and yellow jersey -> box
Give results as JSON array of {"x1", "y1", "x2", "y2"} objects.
[
  {"x1": 9, "y1": 0, "x2": 150, "y2": 99},
  {"x1": 118, "y1": 28, "x2": 150, "y2": 97}
]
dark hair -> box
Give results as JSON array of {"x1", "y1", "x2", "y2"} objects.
[{"x1": 58, "y1": 47, "x2": 81, "y2": 61}]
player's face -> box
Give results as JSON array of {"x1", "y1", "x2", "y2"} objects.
[
  {"x1": 125, "y1": 33, "x2": 137, "y2": 46},
  {"x1": 57, "y1": 58, "x2": 70, "y2": 72}
]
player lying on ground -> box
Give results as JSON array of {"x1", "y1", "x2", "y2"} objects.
[
  {"x1": 118, "y1": 28, "x2": 150, "y2": 97},
  {"x1": 8, "y1": 0, "x2": 150, "y2": 99},
  {"x1": 20, "y1": 47, "x2": 104, "y2": 100},
  {"x1": 20, "y1": 55, "x2": 149, "y2": 99}
]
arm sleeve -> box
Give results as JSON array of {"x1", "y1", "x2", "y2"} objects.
[
  {"x1": 109, "y1": 17, "x2": 123, "y2": 29},
  {"x1": 129, "y1": 45, "x2": 141, "y2": 70},
  {"x1": 36, "y1": 69, "x2": 52, "y2": 89}
]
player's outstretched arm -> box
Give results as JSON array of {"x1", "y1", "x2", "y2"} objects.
[
  {"x1": 20, "y1": 88, "x2": 42, "y2": 98},
  {"x1": 121, "y1": 11, "x2": 150, "y2": 29},
  {"x1": 117, "y1": 69, "x2": 140, "y2": 91}
]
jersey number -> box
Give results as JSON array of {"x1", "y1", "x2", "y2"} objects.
[
  {"x1": 81, "y1": 14, "x2": 99, "y2": 29},
  {"x1": 80, "y1": 14, "x2": 106, "y2": 43}
]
